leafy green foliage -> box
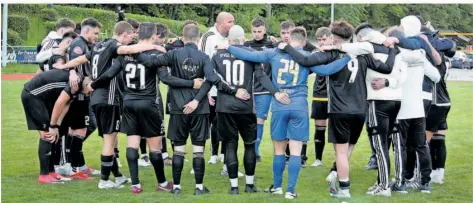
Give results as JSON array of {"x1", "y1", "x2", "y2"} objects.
[
  {"x1": 40, "y1": 8, "x2": 59, "y2": 21},
  {"x1": 7, "y1": 15, "x2": 30, "y2": 40},
  {"x1": 6, "y1": 29, "x2": 23, "y2": 46}
]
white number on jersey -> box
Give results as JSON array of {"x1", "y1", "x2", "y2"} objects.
[
  {"x1": 347, "y1": 58, "x2": 359, "y2": 83},
  {"x1": 125, "y1": 63, "x2": 145, "y2": 89},
  {"x1": 278, "y1": 59, "x2": 300, "y2": 85},
  {"x1": 91, "y1": 55, "x2": 100, "y2": 79},
  {"x1": 223, "y1": 59, "x2": 245, "y2": 86}
]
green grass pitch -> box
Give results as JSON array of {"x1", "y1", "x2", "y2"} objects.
[{"x1": 2, "y1": 76, "x2": 472, "y2": 202}]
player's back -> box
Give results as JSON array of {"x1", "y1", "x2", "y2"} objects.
[
  {"x1": 433, "y1": 54, "x2": 450, "y2": 105},
  {"x1": 328, "y1": 55, "x2": 369, "y2": 115},
  {"x1": 120, "y1": 50, "x2": 163, "y2": 101},
  {"x1": 213, "y1": 47, "x2": 256, "y2": 114},
  {"x1": 24, "y1": 69, "x2": 69, "y2": 102},
  {"x1": 267, "y1": 48, "x2": 312, "y2": 112},
  {"x1": 89, "y1": 39, "x2": 121, "y2": 106}
]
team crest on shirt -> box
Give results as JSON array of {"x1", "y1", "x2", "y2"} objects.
[
  {"x1": 182, "y1": 58, "x2": 198, "y2": 77},
  {"x1": 73, "y1": 46, "x2": 83, "y2": 55}
]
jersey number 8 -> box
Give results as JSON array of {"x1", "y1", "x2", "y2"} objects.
[
  {"x1": 91, "y1": 55, "x2": 99, "y2": 79},
  {"x1": 125, "y1": 63, "x2": 145, "y2": 89},
  {"x1": 223, "y1": 59, "x2": 245, "y2": 86}
]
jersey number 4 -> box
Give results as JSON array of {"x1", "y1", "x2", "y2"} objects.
[
  {"x1": 223, "y1": 59, "x2": 245, "y2": 86},
  {"x1": 125, "y1": 63, "x2": 145, "y2": 89},
  {"x1": 277, "y1": 59, "x2": 299, "y2": 85}
]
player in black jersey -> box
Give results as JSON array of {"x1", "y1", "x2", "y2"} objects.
[
  {"x1": 426, "y1": 39, "x2": 456, "y2": 184},
  {"x1": 310, "y1": 27, "x2": 332, "y2": 168},
  {"x1": 136, "y1": 24, "x2": 250, "y2": 195},
  {"x1": 280, "y1": 20, "x2": 397, "y2": 198},
  {"x1": 87, "y1": 22, "x2": 197, "y2": 194},
  {"x1": 241, "y1": 18, "x2": 274, "y2": 163},
  {"x1": 214, "y1": 25, "x2": 281, "y2": 195},
  {"x1": 21, "y1": 69, "x2": 92, "y2": 184},
  {"x1": 55, "y1": 21, "x2": 167, "y2": 189}
]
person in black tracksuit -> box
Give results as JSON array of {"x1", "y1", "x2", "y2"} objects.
[
  {"x1": 135, "y1": 24, "x2": 248, "y2": 195},
  {"x1": 242, "y1": 18, "x2": 274, "y2": 163}
]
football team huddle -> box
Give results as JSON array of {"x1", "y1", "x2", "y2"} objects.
[{"x1": 21, "y1": 10, "x2": 455, "y2": 200}]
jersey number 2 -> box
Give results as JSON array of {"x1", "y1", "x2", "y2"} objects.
[
  {"x1": 125, "y1": 63, "x2": 145, "y2": 89},
  {"x1": 223, "y1": 59, "x2": 245, "y2": 86}
]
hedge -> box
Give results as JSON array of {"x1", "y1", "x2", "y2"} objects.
[
  {"x1": 7, "y1": 29, "x2": 23, "y2": 46},
  {"x1": 44, "y1": 21, "x2": 57, "y2": 35},
  {"x1": 9, "y1": 4, "x2": 209, "y2": 42},
  {"x1": 9, "y1": 4, "x2": 45, "y2": 16},
  {"x1": 40, "y1": 8, "x2": 59, "y2": 21},
  {"x1": 7, "y1": 15, "x2": 29, "y2": 40}
]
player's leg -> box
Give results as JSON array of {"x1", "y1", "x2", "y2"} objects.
[
  {"x1": 237, "y1": 114, "x2": 260, "y2": 193},
  {"x1": 254, "y1": 94, "x2": 271, "y2": 162},
  {"x1": 138, "y1": 138, "x2": 151, "y2": 167},
  {"x1": 365, "y1": 103, "x2": 378, "y2": 170},
  {"x1": 113, "y1": 136, "x2": 122, "y2": 168},
  {"x1": 311, "y1": 100, "x2": 328, "y2": 167},
  {"x1": 432, "y1": 106, "x2": 449, "y2": 183},
  {"x1": 208, "y1": 100, "x2": 219, "y2": 164},
  {"x1": 366, "y1": 101, "x2": 392, "y2": 196},
  {"x1": 264, "y1": 111, "x2": 288, "y2": 195},
  {"x1": 219, "y1": 113, "x2": 241, "y2": 194},
  {"x1": 412, "y1": 117, "x2": 432, "y2": 193},
  {"x1": 284, "y1": 110, "x2": 309, "y2": 199},
  {"x1": 190, "y1": 115, "x2": 211, "y2": 195},
  {"x1": 168, "y1": 114, "x2": 190, "y2": 195},
  {"x1": 161, "y1": 122, "x2": 172, "y2": 165},
  {"x1": 327, "y1": 113, "x2": 352, "y2": 198},
  {"x1": 141, "y1": 100, "x2": 173, "y2": 192}
]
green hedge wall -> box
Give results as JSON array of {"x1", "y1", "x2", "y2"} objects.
[
  {"x1": 40, "y1": 8, "x2": 59, "y2": 21},
  {"x1": 7, "y1": 15, "x2": 29, "y2": 40},
  {"x1": 7, "y1": 29, "x2": 23, "y2": 46}
]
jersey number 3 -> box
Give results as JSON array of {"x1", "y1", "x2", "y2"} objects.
[
  {"x1": 223, "y1": 59, "x2": 245, "y2": 86},
  {"x1": 125, "y1": 63, "x2": 145, "y2": 89}
]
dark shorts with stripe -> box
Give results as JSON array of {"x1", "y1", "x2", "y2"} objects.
[
  {"x1": 426, "y1": 105, "x2": 450, "y2": 132},
  {"x1": 311, "y1": 99, "x2": 329, "y2": 120},
  {"x1": 91, "y1": 103, "x2": 121, "y2": 137},
  {"x1": 121, "y1": 99, "x2": 163, "y2": 138},
  {"x1": 328, "y1": 113, "x2": 365, "y2": 144},
  {"x1": 168, "y1": 114, "x2": 209, "y2": 146},
  {"x1": 21, "y1": 89, "x2": 50, "y2": 131}
]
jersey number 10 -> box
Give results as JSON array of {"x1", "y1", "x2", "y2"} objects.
[
  {"x1": 125, "y1": 63, "x2": 145, "y2": 89},
  {"x1": 223, "y1": 59, "x2": 245, "y2": 86}
]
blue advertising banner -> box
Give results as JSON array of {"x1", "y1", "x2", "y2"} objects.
[{"x1": 5, "y1": 46, "x2": 38, "y2": 64}]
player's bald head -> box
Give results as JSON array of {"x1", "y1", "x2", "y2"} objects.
[
  {"x1": 228, "y1": 25, "x2": 245, "y2": 45},
  {"x1": 216, "y1": 12, "x2": 233, "y2": 23},
  {"x1": 215, "y1": 12, "x2": 235, "y2": 37}
]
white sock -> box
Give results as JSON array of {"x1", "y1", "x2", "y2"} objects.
[
  {"x1": 141, "y1": 154, "x2": 147, "y2": 158},
  {"x1": 162, "y1": 152, "x2": 169, "y2": 159},
  {"x1": 222, "y1": 164, "x2": 227, "y2": 171},
  {"x1": 331, "y1": 171, "x2": 338, "y2": 177},
  {"x1": 339, "y1": 178, "x2": 349, "y2": 182},
  {"x1": 196, "y1": 184, "x2": 203, "y2": 190},
  {"x1": 133, "y1": 183, "x2": 142, "y2": 188},
  {"x1": 245, "y1": 175, "x2": 254, "y2": 185},
  {"x1": 439, "y1": 168, "x2": 444, "y2": 176},
  {"x1": 173, "y1": 184, "x2": 181, "y2": 189},
  {"x1": 230, "y1": 178, "x2": 238, "y2": 187},
  {"x1": 159, "y1": 181, "x2": 168, "y2": 187},
  {"x1": 79, "y1": 165, "x2": 87, "y2": 171}
]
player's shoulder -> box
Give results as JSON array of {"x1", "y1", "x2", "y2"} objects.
[{"x1": 200, "y1": 31, "x2": 216, "y2": 43}]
